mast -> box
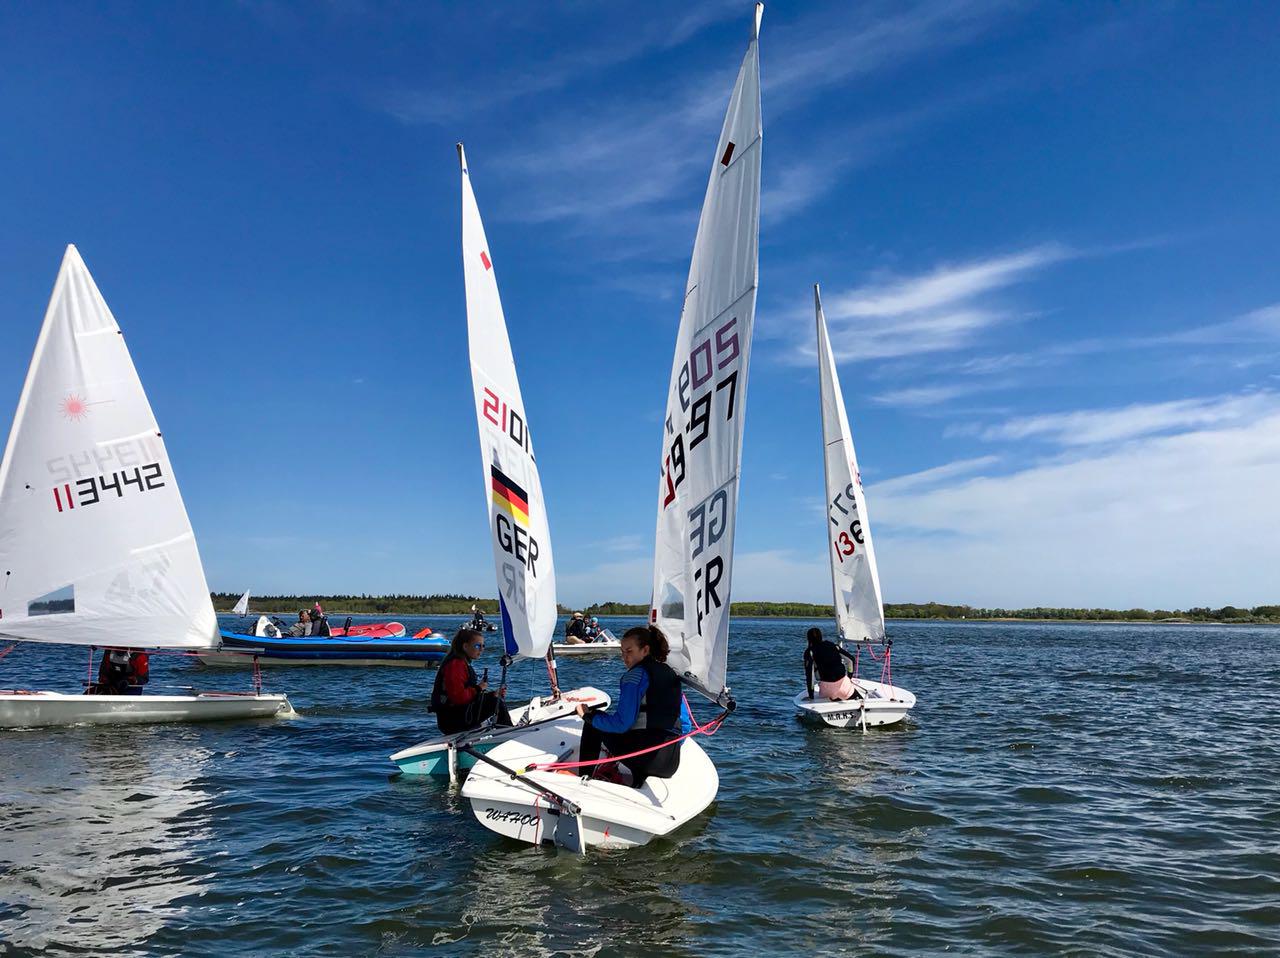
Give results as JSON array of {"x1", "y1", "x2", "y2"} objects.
[
  {"x1": 458, "y1": 145, "x2": 558, "y2": 660},
  {"x1": 815, "y1": 284, "x2": 885, "y2": 643},
  {"x1": 651, "y1": 4, "x2": 763, "y2": 697}
]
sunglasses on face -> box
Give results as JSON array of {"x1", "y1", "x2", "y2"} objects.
[{"x1": 471, "y1": 642, "x2": 485, "y2": 650}]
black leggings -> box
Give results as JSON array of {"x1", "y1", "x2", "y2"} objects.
[
  {"x1": 578, "y1": 724, "x2": 677, "y2": 784},
  {"x1": 436, "y1": 691, "x2": 513, "y2": 735}
]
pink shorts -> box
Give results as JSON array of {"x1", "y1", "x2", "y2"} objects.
[{"x1": 817, "y1": 676, "x2": 855, "y2": 701}]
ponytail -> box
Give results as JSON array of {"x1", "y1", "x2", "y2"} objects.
[{"x1": 622, "y1": 624, "x2": 670, "y2": 662}]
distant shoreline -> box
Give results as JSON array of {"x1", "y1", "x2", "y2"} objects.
[{"x1": 212, "y1": 594, "x2": 1280, "y2": 627}]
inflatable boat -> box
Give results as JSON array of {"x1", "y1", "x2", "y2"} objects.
[{"x1": 199, "y1": 617, "x2": 449, "y2": 667}]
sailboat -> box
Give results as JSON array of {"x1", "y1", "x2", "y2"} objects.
[
  {"x1": 388, "y1": 145, "x2": 608, "y2": 778},
  {"x1": 793, "y1": 285, "x2": 916, "y2": 729},
  {"x1": 231, "y1": 590, "x2": 251, "y2": 616},
  {"x1": 0, "y1": 246, "x2": 295, "y2": 728},
  {"x1": 461, "y1": 3, "x2": 763, "y2": 852}
]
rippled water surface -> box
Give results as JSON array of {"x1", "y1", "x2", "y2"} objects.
[{"x1": 2, "y1": 617, "x2": 1278, "y2": 956}]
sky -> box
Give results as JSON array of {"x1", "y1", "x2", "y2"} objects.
[{"x1": 1, "y1": 1, "x2": 1277, "y2": 610}]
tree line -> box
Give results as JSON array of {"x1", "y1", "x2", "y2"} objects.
[{"x1": 212, "y1": 593, "x2": 1280, "y2": 623}]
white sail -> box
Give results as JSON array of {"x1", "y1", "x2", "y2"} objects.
[
  {"x1": 652, "y1": 4, "x2": 763, "y2": 696},
  {"x1": 0, "y1": 246, "x2": 219, "y2": 650},
  {"x1": 815, "y1": 285, "x2": 885, "y2": 642},
  {"x1": 458, "y1": 144, "x2": 557, "y2": 660},
  {"x1": 232, "y1": 590, "x2": 250, "y2": 616}
]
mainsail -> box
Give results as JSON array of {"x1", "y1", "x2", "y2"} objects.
[
  {"x1": 458, "y1": 144, "x2": 557, "y2": 660},
  {"x1": 232, "y1": 590, "x2": 250, "y2": 616},
  {"x1": 0, "y1": 246, "x2": 219, "y2": 650},
  {"x1": 815, "y1": 285, "x2": 885, "y2": 642},
  {"x1": 652, "y1": 4, "x2": 763, "y2": 696}
]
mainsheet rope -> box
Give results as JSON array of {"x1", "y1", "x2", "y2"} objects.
[{"x1": 524, "y1": 694, "x2": 728, "y2": 774}]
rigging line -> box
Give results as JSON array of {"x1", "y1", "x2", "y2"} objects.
[{"x1": 459, "y1": 745, "x2": 581, "y2": 817}]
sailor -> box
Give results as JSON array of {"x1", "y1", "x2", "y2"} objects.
[
  {"x1": 430, "y1": 628, "x2": 513, "y2": 734},
  {"x1": 574, "y1": 625, "x2": 691, "y2": 787},
  {"x1": 288, "y1": 610, "x2": 311, "y2": 637},
  {"x1": 804, "y1": 627, "x2": 863, "y2": 701},
  {"x1": 92, "y1": 648, "x2": 148, "y2": 695},
  {"x1": 564, "y1": 612, "x2": 588, "y2": 644}
]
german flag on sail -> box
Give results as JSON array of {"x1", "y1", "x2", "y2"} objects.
[{"x1": 491, "y1": 465, "x2": 529, "y2": 526}]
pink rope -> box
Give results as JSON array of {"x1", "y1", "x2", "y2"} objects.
[
  {"x1": 529, "y1": 695, "x2": 727, "y2": 773},
  {"x1": 0, "y1": 643, "x2": 16, "y2": 660}
]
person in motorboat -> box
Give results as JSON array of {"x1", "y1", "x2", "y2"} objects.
[
  {"x1": 287, "y1": 610, "x2": 311, "y2": 637},
  {"x1": 430, "y1": 628, "x2": 513, "y2": 734},
  {"x1": 804, "y1": 627, "x2": 864, "y2": 702},
  {"x1": 466, "y1": 605, "x2": 491, "y2": 633},
  {"x1": 90, "y1": 648, "x2": 149, "y2": 695},
  {"x1": 584, "y1": 616, "x2": 602, "y2": 641},
  {"x1": 310, "y1": 605, "x2": 331, "y2": 637},
  {"x1": 573, "y1": 625, "x2": 691, "y2": 787},
  {"x1": 564, "y1": 612, "x2": 588, "y2": 644}
]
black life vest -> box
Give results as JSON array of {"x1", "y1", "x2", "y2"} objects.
[
  {"x1": 634, "y1": 658, "x2": 682, "y2": 733},
  {"x1": 99, "y1": 649, "x2": 131, "y2": 693},
  {"x1": 809, "y1": 640, "x2": 848, "y2": 683},
  {"x1": 430, "y1": 653, "x2": 477, "y2": 713}
]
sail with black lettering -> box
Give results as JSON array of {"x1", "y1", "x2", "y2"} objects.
[
  {"x1": 651, "y1": 4, "x2": 762, "y2": 697},
  {"x1": 815, "y1": 285, "x2": 885, "y2": 642},
  {"x1": 0, "y1": 246, "x2": 219, "y2": 650},
  {"x1": 458, "y1": 144, "x2": 557, "y2": 660}
]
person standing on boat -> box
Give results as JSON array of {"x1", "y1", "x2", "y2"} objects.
[
  {"x1": 431, "y1": 628, "x2": 513, "y2": 734},
  {"x1": 574, "y1": 625, "x2": 690, "y2": 786},
  {"x1": 804, "y1": 627, "x2": 863, "y2": 702}
]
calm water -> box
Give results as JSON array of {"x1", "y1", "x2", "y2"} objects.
[{"x1": 1, "y1": 617, "x2": 1277, "y2": 956}]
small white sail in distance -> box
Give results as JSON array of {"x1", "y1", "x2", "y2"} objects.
[
  {"x1": 0, "y1": 246, "x2": 220, "y2": 650},
  {"x1": 815, "y1": 284, "x2": 885, "y2": 643},
  {"x1": 232, "y1": 590, "x2": 251, "y2": 616},
  {"x1": 652, "y1": 3, "x2": 763, "y2": 697},
  {"x1": 458, "y1": 144, "x2": 557, "y2": 660}
]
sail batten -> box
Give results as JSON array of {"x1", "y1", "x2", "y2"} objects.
[
  {"x1": 651, "y1": 9, "x2": 763, "y2": 694},
  {"x1": 0, "y1": 246, "x2": 219, "y2": 650},
  {"x1": 815, "y1": 285, "x2": 885, "y2": 643},
  {"x1": 459, "y1": 146, "x2": 557, "y2": 660}
]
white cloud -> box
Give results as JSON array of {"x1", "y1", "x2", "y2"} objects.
[
  {"x1": 795, "y1": 244, "x2": 1072, "y2": 364},
  {"x1": 868, "y1": 411, "x2": 1280, "y2": 608},
  {"x1": 873, "y1": 383, "x2": 997, "y2": 408},
  {"x1": 977, "y1": 391, "x2": 1280, "y2": 446}
]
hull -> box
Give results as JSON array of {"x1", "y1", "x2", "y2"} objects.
[
  {"x1": 389, "y1": 687, "x2": 610, "y2": 776},
  {"x1": 793, "y1": 678, "x2": 916, "y2": 729},
  {"x1": 0, "y1": 691, "x2": 296, "y2": 729},
  {"x1": 550, "y1": 640, "x2": 621, "y2": 658},
  {"x1": 461, "y1": 718, "x2": 719, "y2": 852},
  {"x1": 200, "y1": 630, "x2": 449, "y2": 667}
]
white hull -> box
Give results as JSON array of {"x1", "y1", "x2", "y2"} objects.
[
  {"x1": 0, "y1": 691, "x2": 296, "y2": 728},
  {"x1": 389, "y1": 686, "x2": 609, "y2": 776},
  {"x1": 550, "y1": 640, "x2": 620, "y2": 658},
  {"x1": 793, "y1": 678, "x2": 915, "y2": 729},
  {"x1": 461, "y1": 717, "x2": 718, "y2": 852}
]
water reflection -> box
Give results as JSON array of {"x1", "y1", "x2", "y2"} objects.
[{"x1": 0, "y1": 725, "x2": 215, "y2": 953}]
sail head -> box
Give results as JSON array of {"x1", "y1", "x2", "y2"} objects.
[{"x1": 0, "y1": 247, "x2": 219, "y2": 650}]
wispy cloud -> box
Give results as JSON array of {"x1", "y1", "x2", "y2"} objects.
[
  {"x1": 869, "y1": 455, "x2": 1001, "y2": 495},
  {"x1": 791, "y1": 244, "x2": 1071, "y2": 364},
  {"x1": 975, "y1": 391, "x2": 1280, "y2": 446},
  {"x1": 872, "y1": 382, "x2": 999, "y2": 408}
]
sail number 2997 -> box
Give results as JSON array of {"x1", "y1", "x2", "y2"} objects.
[{"x1": 662, "y1": 316, "x2": 740, "y2": 507}]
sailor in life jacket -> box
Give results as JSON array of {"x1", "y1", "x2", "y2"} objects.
[
  {"x1": 93, "y1": 648, "x2": 149, "y2": 695},
  {"x1": 574, "y1": 625, "x2": 692, "y2": 787},
  {"x1": 429, "y1": 628, "x2": 513, "y2": 735}
]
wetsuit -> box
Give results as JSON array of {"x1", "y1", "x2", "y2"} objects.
[
  {"x1": 430, "y1": 653, "x2": 512, "y2": 735},
  {"x1": 578, "y1": 658, "x2": 691, "y2": 786},
  {"x1": 804, "y1": 640, "x2": 860, "y2": 700}
]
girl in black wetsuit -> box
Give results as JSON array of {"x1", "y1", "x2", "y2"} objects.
[{"x1": 804, "y1": 627, "x2": 862, "y2": 702}]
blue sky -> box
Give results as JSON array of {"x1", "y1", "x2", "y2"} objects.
[{"x1": 1, "y1": 1, "x2": 1277, "y2": 609}]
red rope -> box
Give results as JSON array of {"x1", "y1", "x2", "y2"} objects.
[{"x1": 529, "y1": 695, "x2": 727, "y2": 773}]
